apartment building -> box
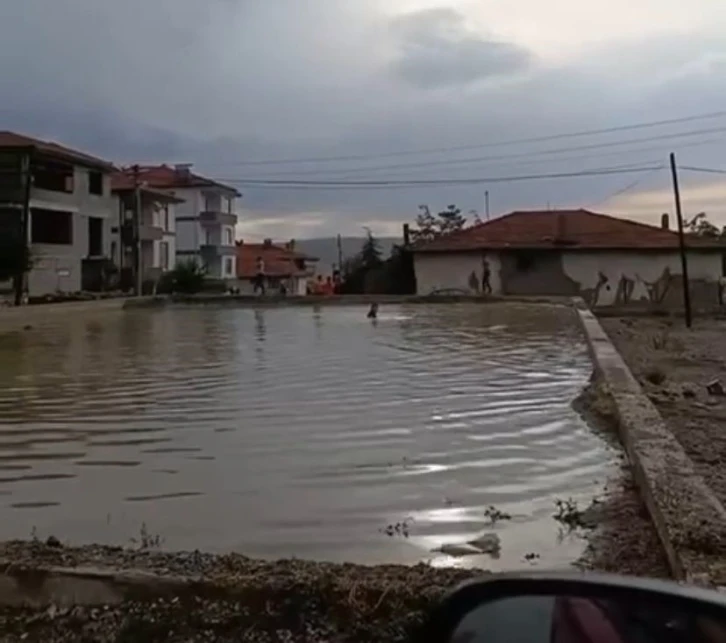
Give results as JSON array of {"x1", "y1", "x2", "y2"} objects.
[
  {"x1": 0, "y1": 131, "x2": 115, "y2": 296},
  {"x1": 114, "y1": 164, "x2": 240, "y2": 281},
  {"x1": 111, "y1": 173, "x2": 182, "y2": 287}
]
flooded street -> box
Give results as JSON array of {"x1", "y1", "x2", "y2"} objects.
[{"x1": 0, "y1": 303, "x2": 615, "y2": 570}]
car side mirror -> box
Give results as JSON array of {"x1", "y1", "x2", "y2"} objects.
[{"x1": 419, "y1": 572, "x2": 726, "y2": 643}]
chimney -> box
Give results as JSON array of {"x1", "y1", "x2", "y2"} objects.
[
  {"x1": 661, "y1": 213, "x2": 669, "y2": 230},
  {"x1": 287, "y1": 238, "x2": 296, "y2": 252},
  {"x1": 174, "y1": 163, "x2": 192, "y2": 180}
]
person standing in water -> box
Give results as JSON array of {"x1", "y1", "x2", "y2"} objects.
[{"x1": 367, "y1": 302, "x2": 379, "y2": 319}]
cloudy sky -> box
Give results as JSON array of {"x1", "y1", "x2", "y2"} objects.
[{"x1": 2, "y1": 0, "x2": 726, "y2": 240}]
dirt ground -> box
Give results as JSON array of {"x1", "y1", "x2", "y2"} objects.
[
  {"x1": 572, "y1": 382, "x2": 671, "y2": 578},
  {"x1": 601, "y1": 316, "x2": 726, "y2": 512}
]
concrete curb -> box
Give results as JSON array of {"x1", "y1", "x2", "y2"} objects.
[{"x1": 577, "y1": 307, "x2": 726, "y2": 586}]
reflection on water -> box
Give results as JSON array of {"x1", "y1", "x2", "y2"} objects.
[{"x1": 0, "y1": 304, "x2": 615, "y2": 568}]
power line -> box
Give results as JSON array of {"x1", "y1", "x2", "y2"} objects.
[
  {"x1": 680, "y1": 165, "x2": 726, "y2": 175},
  {"x1": 211, "y1": 110, "x2": 726, "y2": 167},
  {"x1": 213, "y1": 126, "x2": 726, "y2": 179},
  {"x1": 217, "y1": 164, "x2": 664, "y2": 190},
  {"x1": 588, "y1": 166, "x2": 664, "y2": 209}
]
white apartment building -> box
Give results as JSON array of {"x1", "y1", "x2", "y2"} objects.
[
  {"x1": 116, "y1": 164, "x2": 239, "y2": 282},
  {"x1": 111, "y1": 177, "x2": 182, "y2": 286}
]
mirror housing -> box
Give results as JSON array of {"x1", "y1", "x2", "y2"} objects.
[{"x1": 418, "y1": 572, "x2": 726, "y2": 643}]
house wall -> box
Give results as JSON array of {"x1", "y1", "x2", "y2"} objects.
[
  {"x1": 26, "y1": 167, "x2": 114, "y2": 296},
  {"x1": 413, "y1": 249, "x2": 723, "y2": 307},
  {"x1": 413, "y1": 252, "x2": 502, "y2": 295}
]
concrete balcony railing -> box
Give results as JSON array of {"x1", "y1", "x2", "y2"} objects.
[
  {"x1": 200, "y1": 210, "x2": 237, "y2": 227},
  {"x1": 138, "y1": 223, "x2": 164, "y2": 241},
  {"x1": 200, "y1": 243, "x2": 236, "y2": 257}
]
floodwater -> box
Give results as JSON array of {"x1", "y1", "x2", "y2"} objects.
[{"x1": 0, "y1": 304, "x2": 616, "y2": 570}]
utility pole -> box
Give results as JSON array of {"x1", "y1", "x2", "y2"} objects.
[
  {"x1": 14, "y1": 153, "x2": 32, "y2": 306},
  {"x1": 485, "y1": 190, "x2": 490, "y2": 221},
  {"x1": 336, "y1": 234, "x2": 343, "y2": 271},
  {"x1": 670, "y1": 152, "x2": 692, "y2": 328},
  {"x1": 132, "y1": 164, "x2": 142, "y2": 297}
]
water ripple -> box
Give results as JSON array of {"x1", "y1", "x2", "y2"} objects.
[{"x1": 0, "y1": 304, "x2": 615, "y2": 569}]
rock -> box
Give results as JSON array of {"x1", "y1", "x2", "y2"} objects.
[
  {"x1": 467, "y1": 532, "x2": 501, "y2": 555},
  {"x1": 432, "y1": 543, "x2": 483, "y2": 557},
  {"x1": 45, "y1": 535, "x2": 62, "y2": 548},
  {"x1": 707, "y1": 379, "x2": 725, "y2": 396}
]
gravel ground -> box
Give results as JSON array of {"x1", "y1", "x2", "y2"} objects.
[
  {"x1": 0, "y1": 543, "x2": 480, "y2": 643},
  {"x1": 601, "y1": 316, "x2": 726, "y2": 510}
]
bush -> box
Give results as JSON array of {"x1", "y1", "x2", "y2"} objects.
[{"x1": 167, "y1": 261, "x2": 206, "y2": 294}]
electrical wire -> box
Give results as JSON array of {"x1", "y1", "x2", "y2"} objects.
[
  {"x1": 680, "y1": 165, "x2": 726, "y2": 175},
  {"x1": 216, "y1": 164, "x2": 664, "y2": 190},
  {"x1": 588, "y1": 166, "x2": 665, "y2": 209},
  {"x1": 210, "y1": 126, "x2": 726, "y2": 180},
  {"x1": 211, "y1": 109, "x2": 726, "y2": 167}
]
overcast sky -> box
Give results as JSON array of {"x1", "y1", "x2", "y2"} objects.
[{"x1": 2, "y1": 0, "x2": 726, "y2": 240}]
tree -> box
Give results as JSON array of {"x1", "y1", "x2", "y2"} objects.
[
  {"x1": 685, "y1": 212, "x2": 725, "y2": 238},
  {"x1": 360, "y1": 227, "x2": 383, "y2": 269},
  {"x1": 410, "y1": 204, "x2": 467, "y2": 243}
]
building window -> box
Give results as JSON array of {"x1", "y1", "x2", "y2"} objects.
[
  {"x1": 160, "y1": 242, "x2": 170, "y2": 271},
  {"x1": 224, "y1": 227, "x2": 233, "y2": 245},
  {"x1": 162, "y1": 205, "x2": 170, "y2": 231},
  {"x1": 225, "y1": 257, "x2": 234, "y2": 276},
  {"x1": 31, "y1": 208, "x2": 73, "y2": 245},
  {"x1": 32, "y1": 160, "x2": 74, "y2": 193},
  {"x1": 88, "y1": 171, "x2": 104, "y2": 195},
  {"x1": 88, "y1": 217, "x2": 103, "y2": 256}
]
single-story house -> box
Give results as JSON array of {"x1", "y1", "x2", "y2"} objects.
[
  {"x1": 412, "y1": 209, "x2": 726, "y2": 307},
  {"x1": 235, "y1": 239, "x2": 318, "y2": 295}
]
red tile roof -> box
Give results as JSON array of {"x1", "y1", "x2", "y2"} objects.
[
  {"x1": 414, "y1": 209, "x2": 726, "y2": 252},
  {"x1": 0, "y1": 131, "x2": 114, "y2": 170},
  {"x1": 236, "y1": 242, "x2": 317, "y2": 278},
  {"x1": 111, "y1": 165, "x2": 241, "y2": 196}
]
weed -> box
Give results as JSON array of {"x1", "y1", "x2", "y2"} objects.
[
  {"x1": 554, "y1": 498, "x2": 585, "y2": 528},
  {"x1": 130, "y1": 523, "x2": 164, "y2": 550},
  {"x1": 484, "y1": 505, "x2": 512, "y2": 525},
  {"x1": 649, "y1": 331, "x2": 669, "y2": 350}
]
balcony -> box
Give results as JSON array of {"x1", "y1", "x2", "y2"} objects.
[
  {"x1": 200, "y1": 243, "x2": 236, "y2": 258},
  {"x1": 138, "y1": 223, "x2": 164, "y2": 241},
  {"x1": 200, "y1": 210, "x2": 237, "y2": 226}
]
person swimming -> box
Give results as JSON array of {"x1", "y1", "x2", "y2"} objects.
[{"x1": 367, "y1": 302, "x2": 379, "y2": 319}]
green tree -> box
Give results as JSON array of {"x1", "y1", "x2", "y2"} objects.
[{"x1": 410, "y1": 204, "x2": 467, "y2": 243}]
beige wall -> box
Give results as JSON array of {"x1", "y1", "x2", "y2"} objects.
[
  {"x1": 414, "y1": 249, "x2": 723, "y2": 306},
  {"x1": 414, "y1": 252, "x2": 502, "y2": 295}
]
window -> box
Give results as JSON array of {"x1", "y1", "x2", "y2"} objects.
[
  {"x1": 88, "y1": 217, "x2": 103, "y2": 256},
  {"x1": 224, "y1": 227, "x2": 233, "y2": 245},
  {"x1": 31, "y1": 208, "x2": 73, "y2": 245},
  {"x1": 32, "y1": 160, "x2": 74, "y2": 193},
  {"x1": 88, "y1": 171, "x2": 103, "y2": 195},
  {"x1": 160, "y1": 242, "x2": 170, "y2": 271},
  {"x1": 162, "y1": 205, "x2": 170, "y2": 231},
  {"x1": 225, "y1": 257, "x2": 234, "y2": 276}
]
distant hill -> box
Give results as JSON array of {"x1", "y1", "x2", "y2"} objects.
[{"x1": 295, "y1": 236, "x2": 401, "y2": 275}]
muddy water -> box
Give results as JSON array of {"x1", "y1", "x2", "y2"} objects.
[{"x1": 0, "y1": 304, "x2": 615, "y2": 569}]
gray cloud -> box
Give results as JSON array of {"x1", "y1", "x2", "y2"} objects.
[
  {"x1": 389, "y1": 8, "x2": 533, "y2": 88},
  {"x1": 1, "y1": 1, "x2": 725, "y2": 238}
]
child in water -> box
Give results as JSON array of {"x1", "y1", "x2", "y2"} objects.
[{"x1": 367, "y1": 303, "x2": 379, "y2": 319}]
